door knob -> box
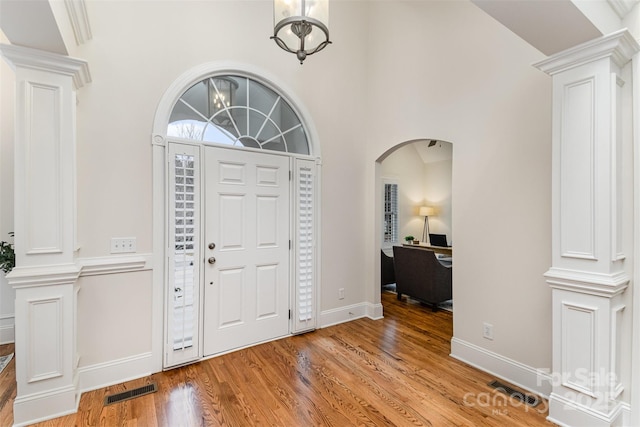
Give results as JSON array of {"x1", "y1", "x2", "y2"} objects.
[
  {"x1": 208, "y1": 243, "x2": 216, "y2": 250},
  {"x1": 208, "y1": 257, "x2": 216, "y2": 264}
]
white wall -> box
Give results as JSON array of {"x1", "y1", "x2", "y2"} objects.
[
  {"x1": 380, "y1": 144, "x2": 429, "y2": 245},
  {"x1": 0, "y1": 29, "x2": 15, "y2": 344},
  {"x1": 424, "y1": 158, "x2": 453, "y2": 243},
  {"x1": 366, "y1": 0, "x2": 553, "y2": 376}
]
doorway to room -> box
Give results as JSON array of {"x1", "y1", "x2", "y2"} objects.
[{"x1": 377, "y1": 139, "x2": 453, "y2": 312}]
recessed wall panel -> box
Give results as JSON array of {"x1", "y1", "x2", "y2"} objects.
[
  {"x1": 26, "y1": 82, "x2": 62, "y2": 254},
  {"x1": 561, "y1": 302, "x2": 596, "y2": 395},
  {"x1": 28, "y1": 297, "x2": 63, "y2": 382},
  {"x1": 560, "y1": 78, "x2": 595, "y2": 260}
]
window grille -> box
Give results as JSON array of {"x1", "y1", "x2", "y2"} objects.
[
  {"x1": 383, "y1": 183, "x2": 398, "y2": 245},
  {"x1": 167, "y1": 75, "x2": 310, "y2": 155}
]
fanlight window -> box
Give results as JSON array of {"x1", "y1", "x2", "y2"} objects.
[{"x1": 168, "y1": 75, "x2": 310, "y2": 155}]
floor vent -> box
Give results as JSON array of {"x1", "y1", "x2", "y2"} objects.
[
  {"x1": 104, "y1": 383, "x2": 158, "y2": 406},
  {"x1": 488, "y1": 380, "x2": 540, "y2": 407}
]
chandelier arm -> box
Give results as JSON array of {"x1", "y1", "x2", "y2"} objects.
[{"x1": 270, "y1": 35, "x2": 299, "y2": 55}]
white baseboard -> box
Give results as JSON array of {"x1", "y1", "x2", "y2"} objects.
[
  {"x1": 13, "y1": 384, "x2": 79, "y2": 427},
  {"x1": 450, "y1": 337, "x2": 552, "y2": 398},
  {"x1": 367, "y1": 302, "x2": 384, "y2": 320},
  {"x1": 78, "y1": 352, "x2": 154, "y2": 393},
  {"x1": 547, "y1": 392, "x2": 627, "y2": 427},
  {"x1": 0, "y1": 313, "x2": 14, "y2": 344},
  {"x1": 320, "y1": 302, "x2": 368, "y2": 328}
]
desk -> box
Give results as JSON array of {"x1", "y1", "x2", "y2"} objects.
[{"x1": 402, "y1": 243, "x2": 452, "y2": 257}]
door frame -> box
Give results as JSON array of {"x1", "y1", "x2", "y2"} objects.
[{"x1": 151, "y1": 62, "x2": 322, "y2": 371}]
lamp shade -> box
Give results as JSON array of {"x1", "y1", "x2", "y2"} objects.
[{"x1": 419, "y1": 206, "x2": 435, "y2": 217}]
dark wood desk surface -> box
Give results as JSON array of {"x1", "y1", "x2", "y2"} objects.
[{"x1": 402, "y1": 243, "x2": 453, "y2": 256}]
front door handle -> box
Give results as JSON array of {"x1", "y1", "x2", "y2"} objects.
[{"x1": 208, "y1": 257, "x2": 216, "y2": 265}]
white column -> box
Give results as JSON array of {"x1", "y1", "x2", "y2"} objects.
[
  {"x1": 535, "y1": 30, "x2": 638, "y2": 427},
  {"x1": 0, "y1": 44, "x2": 90, "y2": 425}
]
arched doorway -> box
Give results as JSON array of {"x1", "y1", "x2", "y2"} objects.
[
  {"x1": 376, "y1": 139, "x2": 453, "y2": 312},
  {"x1": 152, "y1": 64, "x2": 321, "y2": 369}
]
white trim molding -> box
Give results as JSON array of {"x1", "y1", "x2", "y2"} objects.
[
  {"x1": 450, "y1": 337, "x2": 552, "y2": 399},
  {"x1": 0, "y1": 313, "x2": 15, "y2": 344},
  {"x1": 534, "y1": 29, "x2": 639, "y2": 75},
  {"x1": 320, "y1": 303, "x2": 369, "y2": 328},
  {"x1": 78, "y1": 352, "x2": 153, "y2": 394},
  {"x1": 64, "y1": 0, "x2": 92, "y2": 45},
  {"x1": 0, "y1": 44, "x2": 91, "y2": 89},
  {"x1": 77, "y1": 253, "x2": 153, "y2": 276}
]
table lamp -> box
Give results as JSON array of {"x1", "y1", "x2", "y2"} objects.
[{"x1": 419, "y1": 206, "x2": 435, "y2": 244}]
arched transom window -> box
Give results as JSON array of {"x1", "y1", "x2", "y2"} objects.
[{"x1": 168, "y1": 75, "x2": 309, "y2": 155}]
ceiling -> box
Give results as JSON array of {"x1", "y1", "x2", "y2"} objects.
[
  {"x1": 472, "y1": 0, "x2": 604, "y2": 55},
  {"x1": 0, "y1": 0, "x2": 67, "y2": 55},
  {"x1": 414, "y1": 140, "x2": 453, "y2": 165},
  {"x1": 1, "y1": 0, "x2": 636, "y2": 58}
]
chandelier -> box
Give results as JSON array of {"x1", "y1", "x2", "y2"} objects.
[{"x1": 271, "y1": 0, "x2": 332, "y2": 64}]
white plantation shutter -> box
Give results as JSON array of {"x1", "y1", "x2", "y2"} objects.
[
  {"x1": 383, "y1": 181, "x2": 398, "y2": 246},
  {"x1": 293, "y1": 158, "x2": 316, "y2": 333},
  {"x1": 166, "y1": 143, "x2": 201, "y2": 368}
]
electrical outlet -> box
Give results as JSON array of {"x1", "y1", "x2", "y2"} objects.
[
  {"x1": 338, "y1": 288, "x2": 345, "y2": 300},
  {"x1": 111, "y1": 237, "x2": 137, "y2": 254},
  {"x1": 483, "y1": 322, "x2": 494, "y2": 340}
]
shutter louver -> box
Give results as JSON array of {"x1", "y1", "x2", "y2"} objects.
[
  {"x1": 383, "y1": 183, "x2": 398, "y2": 245},
  {"x1": 294, "y1": 159, "x2": 316, "y2": 332},
  {"x1": 166, "y1": 144, "x2": 201, "y2": 367}
]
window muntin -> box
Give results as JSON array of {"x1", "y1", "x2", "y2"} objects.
[{"x1": 168, "y1": 75, "x2": 309, "y2": 155}]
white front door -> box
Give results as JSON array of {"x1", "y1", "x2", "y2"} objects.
[{"x1": 203, "y1": 146, "x2": 291, "y2": 356}]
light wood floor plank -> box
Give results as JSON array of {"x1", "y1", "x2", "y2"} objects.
[{"x1": 0, "y1": 292, "x2": 552, "y2": 426}]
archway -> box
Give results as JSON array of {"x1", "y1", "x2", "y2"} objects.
[{"x1": 375, "y1": 138, "x2": 454, "y2": 314}]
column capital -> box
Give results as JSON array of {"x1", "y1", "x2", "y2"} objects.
[
  {"x1": 0, "y1": 43, "x2": 91, "y2": 89},
  {"x1": 535, "y1": 29, "x2": 639, "y2": 76}
]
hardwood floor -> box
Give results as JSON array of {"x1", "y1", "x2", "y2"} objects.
[{"x1": 0, "y1": 292, "x2": 552, "y2": 426}]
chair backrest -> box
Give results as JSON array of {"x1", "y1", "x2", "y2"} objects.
[
  {"x1": 381, "y1": 249, "x2": 396, "y2": 286},
  {"x1": 392, "y1": 246, "x2": 452, "y2": 304}
]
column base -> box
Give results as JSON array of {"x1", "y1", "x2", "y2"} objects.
[
  {"x1": 13, "y1": 384, "x2": 79, "y2": 427},
  {"x1": 547, "y1": 392, "x2": 627, "y2": 427}
]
